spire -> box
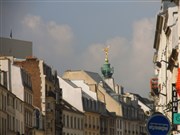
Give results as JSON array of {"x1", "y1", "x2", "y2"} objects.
[
  {"x1": 103, "y1": 45, "x2": 110, "y2": 63},
  {"x1": 101, "y1": 46, "x2": 114, "y2": 78}
]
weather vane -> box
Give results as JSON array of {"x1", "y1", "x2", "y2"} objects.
[{"x1": 103, "y1": 45, "x2": 110, "y2": 61}]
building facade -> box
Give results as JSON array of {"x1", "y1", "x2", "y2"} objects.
[
  {"x1": 0, "y1": 68, "x2": 25, "y2": 135},
  {"x1": 14, "y1": 57, "x2": 63, "y2": 135},
  {"x1": 0, "y1": 57, "x2": 35, "y2": 135},
  {"x1": 0, "y1": 37, "x2": 32, "y2": 59},
  {"x1": 62, "y1": 45, "x2": 151, "y2": 135},
  {"x1": 62, "y1": 99, "x2": 84, "y2": 135},
  {"x1": 152, "y1": 0, "x2": 180, "y2": 134}
]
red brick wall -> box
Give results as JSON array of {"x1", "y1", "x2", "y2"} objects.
[{"x1": 14, "y1": 58, "x2": 42, "y2": 110}]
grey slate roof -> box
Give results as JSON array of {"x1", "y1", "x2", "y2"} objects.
[
  {"x1": 62, "y1": 99, "x2": 83, "y2": 114},
  {"x1": 84, "y1": 71, "x2": 104, "y2": 83},
  {"x1": 82, "y1": 91, "x2": 95, "y2": 100},
  {"x1": 63, "y1": 79, "x2": 78, "y2": 88},
  {"x1": 84, "y1": 70, "x2": 114, "y2": 93}
]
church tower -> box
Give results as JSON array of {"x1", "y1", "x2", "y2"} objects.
[
  {"x1": 101, "y1": 46, "x2": 123, "y2": 94},
  {"x1": 101, "y1": 46, "x2": 114, "y2": 78},
  {"x1": 101, "y1": 46, "x2": 115, "y2": 90}
]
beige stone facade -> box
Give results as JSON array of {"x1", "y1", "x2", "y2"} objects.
[
  {"x1": 0, "y1": 70, "x2": 25, "y2": 135},
  {"x1": 63, "y1": 70, "x2": 123, "y2": 116},
  {"x1": 62, "y1": 100, "x2": 84, "y2": 135},
  {"x1": 63, "y1": 70, "x2": 149, "y2": 135},
  {"x1": 84, "y1": 112, "x2": 100, "y2": 135},
  {"x1": 14, "y1": 57, "x2": 62, "y2": 135}
]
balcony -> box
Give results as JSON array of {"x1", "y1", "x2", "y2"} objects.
[{"x1": 46, "y1": 90, "x2": 56, "y2": 99}]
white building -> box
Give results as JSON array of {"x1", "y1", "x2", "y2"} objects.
[
  {"x1": 71, "y1": 80, "x2": 97, "y2": 100},
  {"x1": 0, "y1": 56, "x2": 34, "y2": 133},
  {"x1": 152, "y1": 0, "x2": 180, "y2": 133},
  {"x1": 58, "y1": 77, "x2": 84, "y2": 112},
  {"x1": 124, "y1": 92, "x2": 153, "y2": 115},
  {"x1": 0, "y1": 63, "x2": 25, "y2": 135}
]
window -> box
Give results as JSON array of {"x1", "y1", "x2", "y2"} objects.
[
  {"x1": 94, "y1": 102, "x2": 97, "y2": 111},
  {"x1": 47, "y1": 122, "x2": 51, "y2": 128},
  {"x1": 13, "y1": 117, "x2": 15, "y2": 131},
  {"x1": 71, "y1": 116, "x2": 73, "y2": 128},
  {"x1": 45, "y1": 84, "x2": 48, "y2": 91},
  {"x1": 81, "y1": 118, "x2": 83, "y2": 129},
  {"x1": 25, "y1": 92, "x2": 27, "y2": 103},
  {"x1": 2, "y1": 95, "x2": 4, "y2": 110},
  {"x1": 89, "y1": 100, "x2": 91, "y2": 109},
  {"x1": 4, "y1": 95, "x2": 7, "y2": 110},
  {"x1": 7, "y1": 94, "x2": 9, "y2": 106},
  {"x1": 47, "y1": 103, "x2": 50, "y2": 110},
  {"x1": 20, "y1": 104, "x2": 22, "y2": 112},
  {"x1": 67, "y1": 115, "x2": 69, "y2": 128},
  {"x1": 0, "y1": 72, "x2": 1, "y2": 85},
  {"x1": 74, "y1": 117, "x2": 76, "y2": 129},
  {"x1": 7, "y1": 115, "x2": 10, "y2": 130},
  {"x1": 30, "y1": 95, "x2": 32, "y2": 105},
  {"x1": 30, "y1": 113, "x2": 32, "y2": 126},
  {"x1": 2, "y1": 118, "x2": 4, "y2": 135},
  {"x1": 15, "y1": 100, "x2": 18, "y2": 110},
  {"x1": 63, "y1": 115, "x2": 65, "y2": 126},
  {"x1": 12, "y1": 97, "x2": 14, "y2": 109},
  {"x1": 96, "y1": 118, "x2": 99, "y2": 127},
  {"x1": 16, "y1": 119, "x2": 18, "y2": 131},
  {"x1": 4, "y1": 119, "x2": 6, "y2": 135},
  {"x1": 120, "y1": 120, "x2": 122, "y2": 129},
  {"x1": 0, "y1": 94, "x2": 2, "y2": 110},
  {"x1": 21, "y1": 122, "x2": 23, "y2": 134},
  {"x1": 25, "y1": 111, "x2": 27, "y2": 125},
  {"x1": 78, "y1": 118, "x2": 80, "y2": 129},
  {"x1": 3, "y1": 72, "x2": 7, "y2": 88},
  {"x1": 89, "y1": 116, "x2": 91, "y2": 126}
]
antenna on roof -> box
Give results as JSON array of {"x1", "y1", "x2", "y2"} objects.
[{"x1": 10, "y1": 29, "x2": 12, "y2": 39}]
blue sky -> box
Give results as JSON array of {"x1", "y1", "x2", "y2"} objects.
[{"x1": 1, "y1": 0, "x2": 161, "y2": 97}]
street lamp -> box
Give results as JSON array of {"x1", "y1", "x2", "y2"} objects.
[
  {"x1": 154, "y1": 48, "x2": 179, "y2": 70},
  {"x1": 155, "y1": 60, "x2": 178, "y2": 69}
]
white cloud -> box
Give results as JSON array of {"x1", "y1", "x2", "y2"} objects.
[
  {"x1": 81, "y1": 18, "x2": 155, "y2": 97},
  {"x1": 22, "y1": 15, "x2": 41, "y2": 30},
  {"x1": 128, "y1": 18, "x2": 155, "y2": 96},
  {"x1": 47, "y1": 21, "x2": 73, "y2": 44},
  {"x1": 22, "y1": 14, "x2": 74, "y2": 59},
  {"x1": 80, "y1": 37, "x2": 129, "y2": 71},
  {"x1": 21, "y1": 14, "x2": 155, "y2": 97}
]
